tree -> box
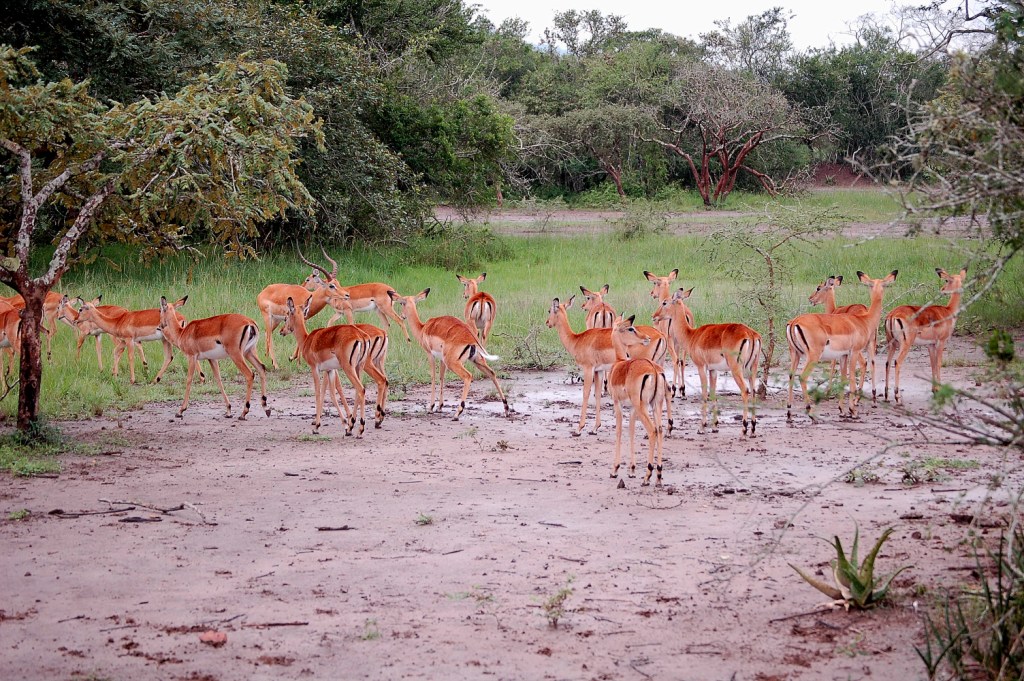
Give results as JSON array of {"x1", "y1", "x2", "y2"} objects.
[
  {"x1": 0, "y1": 47, "x2": 323, "y2": 434},
  {"x1": 700, "y1": 7, "x2": 793, "y2": 85},
  {"x1": 648, "y1": 63, "x2": 816, "y2": 207},
  {"x1": 548, "y1": 105, "x2": 648, "y2": 200}
]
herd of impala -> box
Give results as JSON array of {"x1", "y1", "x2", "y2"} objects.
[{"x1": 0, "y1": 255, "x2": 967, "y2": 486}]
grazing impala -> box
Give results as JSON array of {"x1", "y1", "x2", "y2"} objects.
[
  {"x1": 159, "y1": 296, "x2": 270, "y2": 421},
  {"x1": 257, "y1": 258, "x2": 347, "y2": 369},
  {"x1": 457, "y1": 273, "x2": 497, "y2": 343},
  {"x1": 809, "y1": 275, "x2": 870, "y2": 395},
  {"x1": 786, "y1": 270, "x2": 898, "y2": 422},
  {"x1": 608, "y1": 316, "x2": 671, "y2": 485},
  {"x1": 653, "y1": 288, "x2": 761, "y2": 436},
  {"x1": 55, "y1": 296, "x2": 143, "y2": 372},
  {"x1": 884, "y1": 268, "x2": 967, "y2": 404},
  {"x1": 281, "y1": 296, "x2": 370, "y2": 435},
  {"x1": 77, "y1": 298, "x2": 178, "y2": 384},
  {"x1": 644, "y1": 269, "x2": 695, "y2": 397},
  {"x1": 309, "y1": 251, "x2": 411, "y2": 342},
  {"x1": 389, "y1": 289, "x2": 509, "y2": 421}
]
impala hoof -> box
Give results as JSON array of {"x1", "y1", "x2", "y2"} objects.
[
  {"x1": 570, "y1": 430, "x2": 581, "y2": 438},
  {"x1": 224, "y1": 412, "x2": 232, "y2": 419}
]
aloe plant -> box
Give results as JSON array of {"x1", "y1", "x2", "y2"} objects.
[{"x1": 790, "y1": 527, "x2": 911, "y2": 610}]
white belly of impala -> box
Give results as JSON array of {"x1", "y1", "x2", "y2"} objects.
[
  {"x1": 353, "y1": 301, "x2": 378, "y2": 313},
  {"x1": 914, "y1": 337, "x2": 938, "y2": 346},
  {"x1": 821, "y1": 346, "x2": 850, "y2": 360},
  {"x1": 316, "y1": 357, "x2": 342, "y2": 372},
  {"x1": 197, "y1": 345, "x2": 230, "y2": 361},
  {"x1": 431, "y1": 349, "x2": 443, "y2": 359},
  {"x1": 707, "y1": 358, "x2": 730, "y2": 372},
  {"x1": 137, "y1": 330, "x2": 163, "y2": 343}
]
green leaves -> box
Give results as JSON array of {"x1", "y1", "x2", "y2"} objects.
[{"x1": 790, "y1": 526, "x2": 911, "y2": 610}]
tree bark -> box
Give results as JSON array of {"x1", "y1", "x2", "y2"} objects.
[{"x1": 15, "y1": 280, "x2": 46, "y2": 432}]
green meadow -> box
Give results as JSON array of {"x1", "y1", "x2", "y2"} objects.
[{"x1": 2, "y1": 202, "x2": 1021, "y2": 423}]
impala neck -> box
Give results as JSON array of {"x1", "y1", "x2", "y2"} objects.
[
  {"x1": 864, "y1": 283, "x2": 888, "y2": 326},
  {"x1": 552, "y1": 307, "x2": 583, "y2": 350},
  {"x1": 464, "y1": 281, "x2": 479, "y2": 298},
  {"x1": 403, "y1": 302, "x2": 427, "y2": 343},
  {"x1": 161, "y1": 308, "x2": 186, "y2": 345},
  {"x1": 945, "y1": 287, "x2": 962, "y2": 316},
  {"x1": 291, "y1": 309, "x2": 310, "y2": 349},
  {"x1": 81, "y1": 306, "x2": 123, "y2": 334},
  {"x1": 306, "y1": 287, "x2": 331, "y2": 318},
  {"x1": 824, "y1": 289, "x2": 837, "y2": 314}
]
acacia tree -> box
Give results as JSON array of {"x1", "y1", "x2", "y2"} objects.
[
  {"x1": 647, "y1": 63, "x2": 818, "y2": 207},
  {"x1": 0, "y1": 47, "x2": 323, "y2": 434},
  {"x1": 546, "y1": 105, "x2": 647, "y2": 200}
]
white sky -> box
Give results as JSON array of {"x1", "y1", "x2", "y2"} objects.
[{"x1": 474, "y1": 1, "x2": 930, "y2": 50}]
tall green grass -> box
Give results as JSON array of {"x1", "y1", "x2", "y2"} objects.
[{"x1": 1, "y1": 232, "x2": 1020, "y2": 422}]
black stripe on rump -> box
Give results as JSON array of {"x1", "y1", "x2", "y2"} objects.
[{"x1": 640, "y1": 373, "x2": 651, "y2": 404}]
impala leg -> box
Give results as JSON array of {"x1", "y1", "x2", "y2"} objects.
[
  {"x1": 662, "y1": 374, "x2": 674, "y2": 435},
  {"x1": 176, "y1": 356, "x2": 199, "y2": 418},
  {"x1": 869, "y1": 337, "x2": 879, "y2": 404},
  {"x1": 884, "y1": 337, "x2": 896, "y2": 402},
  {"x1": 786, "y1": 348, "x2": 801, "y2": 423},
  {"x1": 437, "y1": 361, "x2": 447, "y2": 414},
  {"x1": 575, "y1": 368, "x2": 595, "y2": 436},
  {"x1": 472, "y1": 356, "x2": 509, "y2": 417},
  {"x1": 892, "y1": 339, "x2": 913, "y2": 405},
  {"x1": 798, "y1": 350, "x2": 823, "y2": 422},
  {"x1": 136, "y1": 340, "x2": 148, "y2": 367},
  {"x1": 363, "y1": 361, "x2": 388, "y2": 428},
  {"x1": 427, "y1": 355, "x2": 438, "y2": 413},
  {"x1": 628, "y1": 403, "x2": 638, "y2": 478},
  {"x1": 111, "y1": 338, "x2": 126, "y2": 377},
  {"x1": 208, "y1": 360, "x2": 231, "y2": 417},
  {"x1": 152, "y1": 340, "x2": 175, "y2": 384},
  {"x1": 449, "y1": 360, "x2": 473, "y2": 422},
  {"x1": 339, "y1": 361, "x2": 366, "y2": 436},
  {"x1": 127, "y1": 339, "x2": 137, "y2": 384},
  {"x1": 611, "y1": 395, "x2": 624, "y2": 478},
  {"x1": 748, "y1": 355, "x2": 759, "y2": 437},
  {"x1": 708, "y1": 369, "x2": 720, "y2": 433},
  {"x1": 636, "y1": 400, "x2": 659, "y2": 486},
  {"x1": 75, "y1": 332, "x2": 86, "y2": 361},
  {"x1": 94, "y1": 336, "x2": 104, "y2": 370},
  {"x1": 262, "y1": 310, "x2": 280, "y2": 370},
  {"x1": 930, "y1": 342, "x2": 946, "y2": 393},
  {"x1": 311, "y1": 369, "x2": 324, "y2": 433},
  {"x1": 728, "y1": 356, "x2": 750, "y2": 436},
  {"x1": 590, "y1": 369, "x2": 603, "y2": 433},
  {"x1": 697, "y1": 365, "x2": 710, "y2": 434},
  {"x1": 383, "y1": 304, "x2": 412, "y2": 343}
]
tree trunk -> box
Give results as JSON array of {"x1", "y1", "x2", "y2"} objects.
[{"x1": 15, "y1": 281, "x2": 46, "y2": 434}]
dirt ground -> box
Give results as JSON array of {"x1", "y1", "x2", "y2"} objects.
[{"x1": 2, "y1": 334, "x2": 1020, "y2": 681}]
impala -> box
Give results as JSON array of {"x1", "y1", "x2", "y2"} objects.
[
  {"x1": 580, "y1": 284, "x2": 616, "y2": 329},
  {"x1": 389, "y1": 289, "x2": 509, "y2": 421},
  {"x1": 884, "y1": 268, "x2": 967, "y2": 404},
  {"x1": 608, "y1": 316, "x2": 671, "y2": 486},
  {"x1": 256, "y1": 259, "x2": 346, "y2": 369},
  {"x1": 546, "y1": 295, "x2": 620, "y2": 435},
  {"x1": 0, "y1": 303, "x2": 21, "y2": 393},
  {"x1": 2, "y1": 291, "x2": 65, "y2": 359},
  {"x1": 281, "y1": 296, "x2": 370, "y2": 435},
  {"x1": 55, "y1": 296, "x2": 142, "y2": 371},
  {"x1": 786, "y1": 270, "x2": 898, "y2": 422},
  {"x1": 457, "y1": 272, "x2": 497, "y2": 343},
  {"x1": 309, "y1": 250, "x2": 411, "y2": 342},
  {"x1": 323, "y1": 293, "x2": 391, "y2": 427},
  {"x1": 159, "y1": 296, "x2": 270, "y2": 421},
  {"x1": 644, "y1": 269, "x2": 695, "y2": 397},
  {"x1": 809, "y1": 275, "x2": 870, "y2": 396},
  {"x1": 653, "y1": 288, "x2": 761, "y2": 436},
  {"x1": 77, "y1": 298, "x2": 178, "y2": 384}
]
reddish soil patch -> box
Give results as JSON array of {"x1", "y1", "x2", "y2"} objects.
[
  {"x1": 1, "y1": 336, "x2": 1017, "y2": 680},
  {"x1": 811, "y1": 162, "x2": 876, "y2": 188}
]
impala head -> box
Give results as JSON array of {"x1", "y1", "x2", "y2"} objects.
[
  {"x1": 579, "y1": 284, "x2": 609, "y2": 310},
  {"x1": 457, "y1": 273, "x2": 486, "y2": 299},
  {"x1": 302, "y1": 272, "x2": 326, "y2": 291},
  {"x1": 937, "y1": 267, "x2": 968, "y2": 294},
  {"x1": 651, "y1": 287, "x2": 693, "y2": 322},
  {"x1": 298, "y1": 248, "x2": 338, "y2": 286},
  {"x1": 75, "y1": 296, "x2": 104, "y2": 323},
  {"x1": 856, "y1": 270, "x2": 899, "y2": 290},
  {"x1": 387, "y1": 289, "x2": 430, "y2": 320},
  {"x1": 644, "y1": 269, "x2": 678, "y2": 301},
  {"x1": 57, "y1": 295, "x2": 84, "y2": 325},
  {"x1": 281, "y1": 296, "x2": 314, "y2": 337},
  {"x1": 808, "y1": 276, "x2": 842, "y2": 305},
  {"x1": 158, "y1": 295, "x2": 189, "y2": 331},
  {"x1": 545, "y1": 295, "x2": 575, "y2": 328},
  {"x1": 327, "y1": 286, "x2": 352, "y2": 314},
  {"x1": 612, "y1": 314, "x2": 651, "y2": 350}
]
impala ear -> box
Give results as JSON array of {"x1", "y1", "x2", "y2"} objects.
[
  {"x1": 286, "y1": 297, "x2": 295, "y2": 313},
  {"x1": 669, "y1": 268, "x2": 679, "y2": 280},
  {"x1": 886, "y1": 270, "x2": 899, "y2": 284},
  {"x1": 579, "y1": 285, "x2": 589, "y2": 296},
  {"x1": 550, "y1": 298, "x2": 560, "y2": 312},
  {"x1": 643, "y1": 270, "x2": 656, "y2": 282},
  {"x1": 95, "y1": 294, "x2": 102, "y2": 302},
  {"x1": 834, "y1": 275, "x2": 843, "y2": 286},
  {"x1": 566, "y1": 294, "x2": 576, "y2": 309},
  {"x1": 478, "y1": 272, "x2": 486, "y2": 282},
  {"x1": 302, "y1": 296, "x2": 313, "y2": 316},
  {"x1": 419, "y1": 288, "x2": 430, "y2": 300},
  {"x1": 60, "y1": 295, "x2": 69, "y2": 305},
  {"x1": 601, "y1": 284, "x2": 609, "y2": 295},
  {"x1": 456, "y1": 274, "x2": 467, "y2": 284},
  {"x1": 959, "y1": 266, "x2": 968, "y2": 277},
  {"x1": 175, "y1": 295, "x2": 188, "y2": 307},
  {"x1": 935, "y1": 267, "x2": 948, "y2": 279},
  {"x1": 626, "y1": 314, "x2": 636, "y2": 325},
  {"x1": 160, "y1": 296, "x2": 168, "y2": 311},
  {"x1": 387, "y1": 290, "x2": 397, "y2": 301}
]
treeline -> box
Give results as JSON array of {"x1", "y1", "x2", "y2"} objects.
[{"x1": 1, "y1": 0, "x2": 953, "y2": 242}]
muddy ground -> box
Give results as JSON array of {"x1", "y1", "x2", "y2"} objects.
[{"x1": 2, "y1": 335, "x2": 1020, "y2": 681}]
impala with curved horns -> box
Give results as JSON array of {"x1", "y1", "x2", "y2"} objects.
[
  {"x1": 305, "y1": 250, "x2": 411, "y2": 343},
  {"x1": 458, "y1": 272, "x2": 497, "y2": 343},
  {"x1": 281, "y1": 296, "x2": 370, "y2": 435},
  {"x1": 608, "y1": 316, "x2": 671, "y2": 486},
  {"x1": 786, "y1": 270, "x2": 897, "y2": 422},
  {"x1": 653, "y1": 287, "x2": 761, "y2": 436},
  {"x1": 256, "y1": 252, "x2": 347, "y2": 370},
  {"x1": 389, "y1": 289, "x2": 509, "y2": 421},
  {"x1": 159, "y1": 296, "x2": 270, "y2": 421},
  {"x1": 644, "y1": 269, "x2": 695, "y2": 398},
  {"x1": 884, "y1": 268, "x2": 967, "y2": 404}
]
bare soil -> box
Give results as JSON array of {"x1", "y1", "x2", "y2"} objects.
[{"x1": 2, "y1": 335, "x2": 1020, "y2": 681}]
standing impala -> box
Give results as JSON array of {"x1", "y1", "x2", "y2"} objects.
[
  {"x1": 389, "y1": 289, "x2": 509, "y2": 421},
  {"x1": 309, "y1": 250, "x2": 411, "y2": 342},
  {"x1": 644, "y1": 269, "x2": 695, "y2": 397},
  {"x1": 653, "y1": 288, "x2": 761, "y2": 436},
  {"x1": 884, "y1": 268, "x2": 967, "y2": 404},
  {"x1": 257, "y1": 255, "x2": 347, "y2": 369},
  {"x1": 580, "y1": 285, "x2": 616, "y2": 330},
  {"x1": 2, "y1": 291, "x2": 65, "y2": 359},
  {"x1": 0, "y1": 303, "x2": 21, "y2": 393},
  {"x1": 786, "y1": 270, "x2": 898, "y2": 422},
  {"x1": 159, "y1": 296, "x2": 270, "y2": 421},
  {"x1": 608, "y1": 316, "x2": 671, "y2": 486},
  {"x1": 77, "y1": 298, "x2": 178, "y2": 384},
  {"x1": 281, "y1": 296, "x2": 370, "y2": 436},
  {"x1": 457, "y1": 273, "x2": 497, "y2": 343},
  {"x1": 809, "y1": 275, "x2": 870, "y2": 396},
  {"x1": 56, "y1": 296, "x2": 143, "y2": 371}
]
